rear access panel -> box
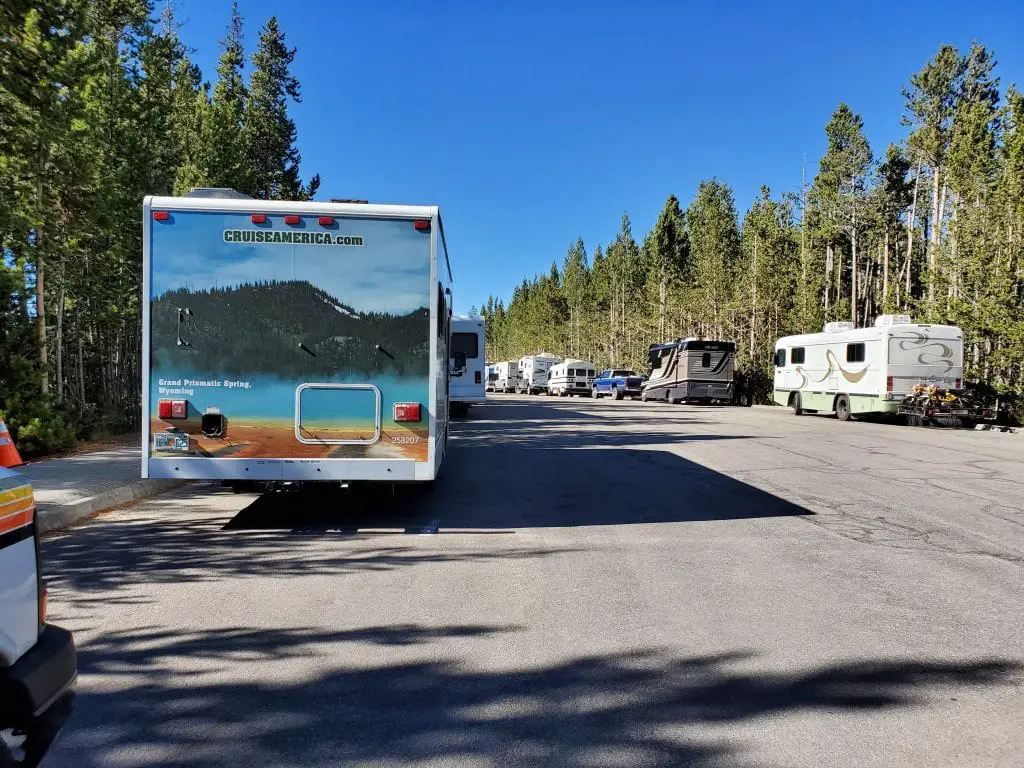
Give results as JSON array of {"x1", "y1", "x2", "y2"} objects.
[{"x1": 294, "y1": 384, "x2": 381, "y2": 445}]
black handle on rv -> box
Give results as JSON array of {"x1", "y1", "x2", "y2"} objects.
[
  {"x1": 298, "y1": 343, "x2": 317, "y2": 357},
  {"x1": 375, "y1": 344, "x2": 395, "y2": 360}
]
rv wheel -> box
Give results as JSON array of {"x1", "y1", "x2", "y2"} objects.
[
  {"x1": 791, "y1": 392, "x2": 804, "y2": 416},
  {"x1": 835, "y1": 395, "x2": 852, "y2": 422}
]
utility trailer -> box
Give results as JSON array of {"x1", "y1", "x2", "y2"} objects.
[{"x1": 142, "y1": 191, "x2": 453, "y2": 486}]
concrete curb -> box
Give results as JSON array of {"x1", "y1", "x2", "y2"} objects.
[{"x1": 37, "y1": 479, "x2": 187, "y2": 534}]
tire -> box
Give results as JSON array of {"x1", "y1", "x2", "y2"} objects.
[
  {"x1": 613, "y1": 387, "x2": 624, "y2": 401},
  {"x1": 836, "y1": 395, "x2": 852, "y2": 422},
  {"x1": 640, "y1": 390, "x2": 648, "y2": 402},
  {"x1": 791, "y1": 392, "x2": 804, "y2": 416}
]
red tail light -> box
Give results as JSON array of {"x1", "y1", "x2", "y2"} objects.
[
  {"x1": 153, "y1": 211, "x2": 170, "y2": 221},
  {"x1": 393, "y1": 403, "x2": 421, "y2": 422},
  {"x1": 318, "y1": 216, "x2": 334, "y2": 226},
  {"x1": 284, "y1": 215, "x2": 300, "y2": 225},
  {"x1": 886, "y1": 376, "x2": 893, "y2": 392},
  {"x1": 475, "y1": 371, "x2": 481, "y2": 384},
  {"x1": 955, "y1": 379, "x2": 962, "y2": 389},
  {"x1": 413, "y1": 220, "x2": 431, "y2": 232},
  {"x1": 251, "y1": 214, "x2": 267, "y2": 224},
  {"x1": 158, "y1": 399, "x2": 188, "y2": 419}
]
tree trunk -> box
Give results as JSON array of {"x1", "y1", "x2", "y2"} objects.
[
  {"x1": 55, "y1": 285, "x2": 64, "y2": 403},
  {"x1": 749, "y1": 234, "x2": 758, "y2": 358},
  {"x1": 928, "y1": 164, "x2": 941, "y2": 307},
  {"x1": 658, "y1": 278, "x2": 667, "y2": 341},
  {"x1": 824, "y1": 243, "x2": 834, "y2": 310},
  {"x1": 851, "y1": 222, "x2": 858, "y2": 325},
  {"x1": 35, "y1": 172, "x2": 49, "y2": 395},
  {"x1": 882, "y1": 230, "x2": 889, "y2": 309},
  {"x1": 906, "y1": 162, "x2": 921, "y2": 304}
]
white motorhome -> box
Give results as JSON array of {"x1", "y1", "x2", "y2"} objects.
[
  {"x1": 547, "y1": 360, "x2": 596, "y2": 397},
  {"x1": 517, "y1": 354, "x2": 562, "y2": 394},
  {"x1": 491, "y1": 361, "x2": 520, "y2": 393},
  {"x1": 772, "y1": 315, "x2": 965, "y2": 421},
  {"x1": 143, "y1": 191, "x2": 453, "y2": 486},
  {"x1": 450, "y1": 315, "x2": 486, "y2": 414}
]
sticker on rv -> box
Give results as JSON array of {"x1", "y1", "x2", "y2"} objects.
[{"x1": 223, "y1": 230, "x2": 365, "y2": 246}]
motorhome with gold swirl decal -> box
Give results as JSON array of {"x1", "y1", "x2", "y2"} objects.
[{"x1": 772, "y1": 315, "x2": 963, "y2": 421}]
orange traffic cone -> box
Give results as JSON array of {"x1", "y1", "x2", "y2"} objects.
[{"x1": 0, "y1": 419, "x2": 25, "y2": 468}]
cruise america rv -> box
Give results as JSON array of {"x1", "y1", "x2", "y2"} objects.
[
  {"x1": 547, "y1": 360, "x2": 596, "y2": 397},
  {"x1": 142, "y1": 192, "x2": 453, "y2": 485},
  {"x1": 517, "y1": 354, "x2": 562, "y2": 394},
  {"x1": 450, "y1": 315, "x2": 486, "y2": 413},
  {"x1": 491, "y1": 361, "x2": 520, "y2": 393},
  {"x1": 772, "y1": 315, "x2": 965, "y2": 421},
  {"x1": 642, "y1": 339, "x2": 735, "y2": 403}
]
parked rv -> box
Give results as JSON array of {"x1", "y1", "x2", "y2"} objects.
[
  {"x1": 772, "y1": 315, "x2": 969, "y2": 422},
  {"x1": 491, "y1": 361, "x2": 521, "y2": 393},
  {"x1": 547, "y1": 360, "x2": 596, "y2": 397},
  {"x1": 517, "y1": 354, "x2": 562, "y2": 395},
  {"x1": 485, "y1": 364, "x2": 499, "y2": 392},
  {"x1": 450, "y1": 315, "x2": 486, "y2": 415},
  {"x1": 143, "y1": 191, "x2": 453, "y2": 487},
  {"x1": 642, "y1": 339, "x2": 735, "y2": 403}
]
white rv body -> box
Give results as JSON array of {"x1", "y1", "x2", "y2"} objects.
[
  {"x1": 517, "y1": 354, "x2": 562, "y2": 394},
  {"x1": 450, "y1": 315, "x2": 486, "y2": 408},
  {"x1": 142, "y1": 193, "x2": 453, "y2": 484},
  {"x1": 547, "y1": 359, "x2": 596, "y2": 397},
  {"x1": 491, "y1": 361, "x2": 521, "y2": 393},
  {"x1": 772, "y1": 315, "x2": 964, "y2": 418}
]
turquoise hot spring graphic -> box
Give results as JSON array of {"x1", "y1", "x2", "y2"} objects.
[{"x1": 149, "y1": 209, "x2": 432, "y2": 460}]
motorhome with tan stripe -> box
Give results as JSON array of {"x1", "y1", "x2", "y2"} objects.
[{"x1": 772, "y1": 315, "x2": 964, "y2": 421}]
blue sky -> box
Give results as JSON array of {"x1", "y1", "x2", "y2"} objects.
[
  {"x1": 152, "y1": 213, "x2": 430, "y2": 313},
  {"x1": 174, "y1": 0, "x2": 1023, "y2": 314}
]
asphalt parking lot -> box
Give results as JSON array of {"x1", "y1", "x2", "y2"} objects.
[{"x1": 41, "y1": 395, "x2": 1023, "y2": 767}]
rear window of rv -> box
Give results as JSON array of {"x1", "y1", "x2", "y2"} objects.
[
  {"x1": 451, "y1": 332, "x2": 479, "y2": 358},
  {"x1": 791, "y1": 347, "x2": 805, "y2": 364},
  {"x1": 846, "y1": 343, "x2": 865, "y2": 363},
  {"x1": 775, "y1": 349, "x2": 787, "y2": 367}
]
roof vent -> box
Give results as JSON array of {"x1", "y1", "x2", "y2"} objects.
[
  {"x1": 187, "y1": 187, "x2": 254, "y2": 199},
  {"x1": 874, "y1": 314, "x2": 912, "y2": 327},
  {"x1": 823, "y1": 321, "x2": 856, "y2": 333}
]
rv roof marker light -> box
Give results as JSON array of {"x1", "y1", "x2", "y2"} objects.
[
  {"x1": 251, "y1": 214, "x2": 267, "y2": 224},
  {"x1": 413, "y1": 220, "x2": 431, "y2": 232},
  {"x1": 153, "y1": 210, "x2": 170, "y2": 221},
  {"x1": 318, "y1": 216, "x2": 334, "y2": 226},
  {"x1": 284, "y1": 214, "x2": 301, "y2": 225}
]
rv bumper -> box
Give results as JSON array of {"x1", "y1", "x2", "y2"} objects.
[{"x1": 0, "y1": 624, "x2": 77, "y2": 721}]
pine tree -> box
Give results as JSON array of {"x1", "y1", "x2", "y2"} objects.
[
  {"x1": 244, "y1": 17, "x2": 318, "y2": 200},
  {"x1": 205, "y1": 1, "x2": 249, "y2": 191},
  {"x1": 686, "y1": 180, "x2": 740, "y2": 340}
]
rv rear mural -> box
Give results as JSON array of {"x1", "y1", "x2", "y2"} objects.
[{"x1": 149, "y1": 210, "x2": 431, "y2": 461}]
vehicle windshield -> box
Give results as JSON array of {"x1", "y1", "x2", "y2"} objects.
[{"x1": 611, "y1": 369, "x2": 635, "y2": 377}]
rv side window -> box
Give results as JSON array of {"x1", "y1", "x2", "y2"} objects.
[
  {"x1": 451, "y1": 332, "x2": 479, "y2": 358},
  {"x1": 775, "y1": 349, "x2": 786, "y2": 367},
  {"x1": 846, "y1": 343, "x2": 865, "y2": 363},
  {"x1": 791, "y1": 347, "x2": 805, "y2": 364},
  {"x1": 701, "y1": 352, "x2": 711, "y2": 368}
]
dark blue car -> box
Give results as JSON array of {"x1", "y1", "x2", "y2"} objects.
[{"x1": 593, "y1": 369, "x2": 645, "y2": 400}]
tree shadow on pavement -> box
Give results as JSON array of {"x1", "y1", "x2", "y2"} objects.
[{"x1": 47, "y1": 623, "x2": 1022, "y2": 768}]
